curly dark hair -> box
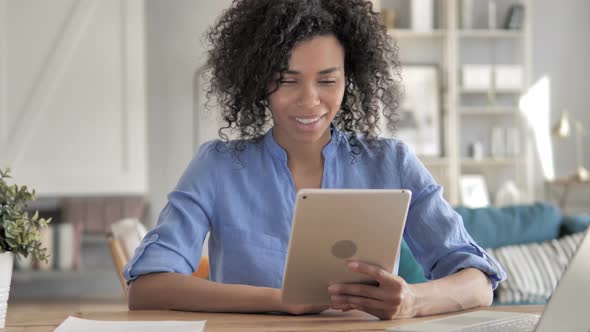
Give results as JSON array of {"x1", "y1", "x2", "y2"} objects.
[{"x1": 205, "y1": 0, "x2": 401, "y2": 154}]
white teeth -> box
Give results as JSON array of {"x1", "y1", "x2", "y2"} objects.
[{"x1": 295, "y1": 116, "x2": 322, "y2": 125}]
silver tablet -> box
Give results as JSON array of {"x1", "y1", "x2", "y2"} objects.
[{"x1": 281, "y1": 189, "x2": 412, "y2": 305}]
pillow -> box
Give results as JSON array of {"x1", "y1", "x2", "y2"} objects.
[
  {"x1": 398, "y1": 239, "x2": 427, "y2": 284},
  {"x1": 455, "y1": 202, "x2": 562, "y2": 249},
  {"x1": 561, "y1": 214, "x2": 590, "y2": 235},
  {"x1": 486, "y1": 232, "x2": 584, "y2": 304},
  {"x1": 110, "y1": 218, "x2": 148, "y2": 259}
]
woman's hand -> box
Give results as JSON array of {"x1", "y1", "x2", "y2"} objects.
[
  {"x1": 273, "y1": 289, "x2": 329, "y2": 315},
  {"x1": 280, "y1": 303, "x2": 330, "y2": 315},
  {"x1": 328, "y1": 261, "x2": 419, "y2": 320}
]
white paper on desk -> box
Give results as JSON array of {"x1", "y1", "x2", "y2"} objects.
[{"x1": 54, "y1": 316, "x2": 206, "y2": 332}]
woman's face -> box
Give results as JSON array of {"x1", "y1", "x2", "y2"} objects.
[{"x1": 268, "y1": 34, "x2": 346, "y2": 146}]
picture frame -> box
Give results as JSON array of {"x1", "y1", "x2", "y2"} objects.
[
  {"x1": 380, "y1": 64, "x2": 442, "y2": 157},
  {"x1": 460, "y1": 175, "x2": 490, "y2": 208}
]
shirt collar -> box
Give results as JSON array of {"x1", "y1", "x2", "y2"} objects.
[{"x1": 263, "y1": 125, "x2": 341, "y2": 162}]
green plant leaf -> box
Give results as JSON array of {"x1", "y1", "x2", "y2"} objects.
[{"x1": 0, "y1": 167, "x2": 51, "y2": 262}]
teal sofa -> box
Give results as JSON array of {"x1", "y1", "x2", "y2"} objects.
[{"x1": 397, "y1": 202, "x2": 590, "y2": 305}]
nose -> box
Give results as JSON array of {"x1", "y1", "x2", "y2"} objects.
[{"x1": 297, "y1": 83, "x2": 320, "y2": 108}]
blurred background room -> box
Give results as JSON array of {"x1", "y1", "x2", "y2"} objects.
[{"x1": 0, "y1": 0, "x2": 588, "y2": 309}]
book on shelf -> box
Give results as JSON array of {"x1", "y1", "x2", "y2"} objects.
[
  {"x1": 14, "y1": 222, "x2": 80, "y2": 272},
  {"x1": 55, "y1": 222, "x2": 76, "y2": 270},
  {"x1": 14, "y1": 196, "x2": 148, "y2": 273},
  {"x1": 72, "y1": 222, "x2": 82, "y2": 270},
  {"x1": 37, "y1": 225, "x2": 53, "y2": 271},
  {"x1": 85, "y1": 198, "x2": 106, "y2": 233}
]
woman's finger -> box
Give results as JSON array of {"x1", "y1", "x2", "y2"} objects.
[
  {"x1": 349, "y1": 304, "x2": 393, "y2": 321},
  {"x1": 331, "y1": 303, "x2": 351, "y2": 311},
  {"x1": 330, "y1": 294, "x2": 389, "y2": 311},
  {"x1": 328, "y1": 283, "x2": 389, "y2": 301},
  {"x1": 347, "y1": 261, "x2": 401, "y2": 288},
  {"x1": 342, "y1": 304, "x2": 355, "y2": 312}
]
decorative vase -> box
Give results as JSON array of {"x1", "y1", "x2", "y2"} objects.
[
  {"x1": 495, "y1": 180, "x2": 522, "y2": 207},
  {"x1": 0, "y1": 251, "x2": 14, "y2": 329},
  {"x1": 411, "y1": 0, "x2": 433, "y2": 32}
]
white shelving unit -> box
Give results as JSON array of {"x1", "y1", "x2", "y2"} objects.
[
  {"x1": 388, "y1": 28, "x2": 447, "y2": 38},
  {"x1": 11, "y1": 269, "x2": 122, "y2": 300},
  {"x1": 461, "y1": 158, "x2": 521, "y2": 167},
  {"x1": 459, "y1": 106, "x2": 519, "y2": 116},
  {"x1": 382, "y1": 0, "x2": 532, "y2": 205},
  {"x1": 458, "y1": 29, "x2": 524, "y2": 38},
  {"x1": 422, "y1": 158, "x2": 451, "y2": 167},
  {"x1": 10, "y1": 230, "x2": 122, "y2": 299},
  {"x1": 459, "y1": 88, "x2": 523, "y2": 94}
]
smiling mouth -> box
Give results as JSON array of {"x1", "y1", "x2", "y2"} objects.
[{"x1": 294, "y1": 114, "x2": 326, "y2": 125}]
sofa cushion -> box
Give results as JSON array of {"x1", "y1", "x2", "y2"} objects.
[
  {"x1": 455, "y1": 202, "x2": 561, "y2": 249},
  {"x1": 561, "y1": 214, "x2": 590, "y2": 235},
  {"x1": 398, "y1": 239, "x2": 427, "y2": 284},
  {"x1": 486, "y1": 232, "x2": 584, "y2": 304}
]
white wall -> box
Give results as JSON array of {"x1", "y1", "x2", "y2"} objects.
[
  {"x1": 145, "y1": 0, "x2": 231, "y2": 228},
  {"x1": 1, "y1": 0, "x2": 147, "y2": 195},
  {"x1": 532, "y1": 0, "x2": 590, "y2": 176},
  {"x1": 531, "y1": 0, "x2": 590, "y2": 209}
]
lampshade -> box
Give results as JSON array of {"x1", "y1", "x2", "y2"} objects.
[{"x1": 552, "y1": 111, "x2": 571, "y2": 138}]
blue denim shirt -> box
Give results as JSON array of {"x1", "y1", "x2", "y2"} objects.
[{"x1": 124, "y1": 127, "x2": 506, "y2": 289}]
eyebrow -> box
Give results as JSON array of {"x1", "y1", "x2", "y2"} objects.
[{"x1": 284, "y1": 67, "x2": 341, "y2": 75}]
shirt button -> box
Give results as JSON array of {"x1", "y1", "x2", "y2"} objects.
[{"x1": 149, "y1": 234, "x2": 159, "y2": 242}]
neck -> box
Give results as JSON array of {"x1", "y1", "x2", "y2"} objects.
[{"x1": 273, "y1": 128, "x2": 331, "y2": 172}]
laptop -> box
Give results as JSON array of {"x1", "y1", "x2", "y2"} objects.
[
  {"x1": 386, "y1": 227, "x2": 590, "y2": 332},
  {"x1": 281, "y1": 189, "x2": 411, "y2": 305}
]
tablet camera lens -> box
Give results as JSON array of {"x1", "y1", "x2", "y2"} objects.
[{"x1": 331, "y1": 240, "x2": 357, "y2": 259}]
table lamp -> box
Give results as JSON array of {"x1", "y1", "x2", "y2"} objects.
[{"x1": 552, "y1": 110, "x2": 588, "y2": 182}]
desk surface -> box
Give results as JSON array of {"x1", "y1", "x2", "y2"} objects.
[{"x1": 5, "y1": 304, "x2": 542, "y2": 332}]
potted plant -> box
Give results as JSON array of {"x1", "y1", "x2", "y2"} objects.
[{"x1": 0, "y1": 168, "x2": 51, "y2": 328}]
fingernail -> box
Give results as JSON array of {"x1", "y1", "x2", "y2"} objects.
[
  {"x1": 328, "y1": 285, "x2": 338, "y2": 292},
  {"x1": 348, "y1": 262, "x2": 358, "y2": 269}
]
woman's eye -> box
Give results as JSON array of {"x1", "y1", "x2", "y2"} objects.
[
  {"x1": 319, "y1": 80, "x2": 336, "y2": 84},
  {"x1": 279, "y1": 80, "x2": 296, "y2": 85}
]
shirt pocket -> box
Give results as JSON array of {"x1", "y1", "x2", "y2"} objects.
[{"x1": 219, "y1": 225, "x2": 287, "y2": 288}]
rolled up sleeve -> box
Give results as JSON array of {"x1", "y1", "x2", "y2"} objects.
[
  {"x1": 123, "y1": 142, "x2": 217, "y2": 284},
  {"x1": 395, "y1": 141, "x2": 507, "y2": 290}
]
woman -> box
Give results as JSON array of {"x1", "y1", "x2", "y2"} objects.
[{"x1": 125, "y1": 0, "x2": 506, "y2": 320}]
